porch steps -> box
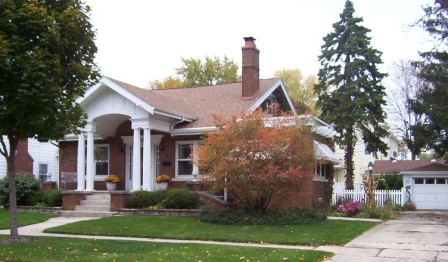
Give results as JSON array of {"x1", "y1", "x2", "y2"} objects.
[{"x1": 61, "y1": 193, "x2": 117, "y2": 218}]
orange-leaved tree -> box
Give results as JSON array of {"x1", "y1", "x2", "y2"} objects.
[{"x1": 195, "y1": 108, "x2": 316, "y2": 212}]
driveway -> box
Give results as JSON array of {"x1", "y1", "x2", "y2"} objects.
[{"x1": 318, "y1": 211, "x2": 448, "y2": 261}]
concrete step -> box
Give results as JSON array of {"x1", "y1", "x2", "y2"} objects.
[
  {"x1": 61, "y1": 210, "x2": 116, "y2": 218},
  {"x1": 80, "y1": 199, "x2": 110, "y2": 206},
  {"x1": 86, "y1": 194, "x2": 110, "y2": 201},
  {"x1": 74, "y1": 205, "x2": 110, "y2": 212}
]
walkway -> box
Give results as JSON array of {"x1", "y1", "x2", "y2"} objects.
[
  {"x1": 0, "y1": 211, "x2": 447, "y2": 261},
  {"x1": 320, "y1": 211, "x2": 448, "y2": 261}
]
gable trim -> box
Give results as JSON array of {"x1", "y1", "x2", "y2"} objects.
[
  {"x1": 247, "y1": 79, "x2": 297, "y2": 115},
  {"x1": 78, "y1": 76, "x2": 155, "y2": 114}
]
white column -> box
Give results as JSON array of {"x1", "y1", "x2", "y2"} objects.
[
  {"x1": 142, "y1": 128, "x2": 152, "y2": 190},
  {"x1": 132, "y1": 128, "x2": 141, "y2": 191},
  {"x1": 76, "y1": 132, "x2": 86, "y2": 191},
  {"x1": 86, "y1": 130, "x2": 95, "y2": 191}
]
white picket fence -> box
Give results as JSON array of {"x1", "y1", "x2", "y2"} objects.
[{"x1": 331, "y1": 188, "x2": 406, "y2": 207}]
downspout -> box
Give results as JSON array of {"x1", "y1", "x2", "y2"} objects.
[{"x1": 170, "y1": 117, "x2": 186, "y2": 131}]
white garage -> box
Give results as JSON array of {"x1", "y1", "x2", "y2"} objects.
[{"x1": 402, "y1": 163, "x2": 448, "y2": 210}]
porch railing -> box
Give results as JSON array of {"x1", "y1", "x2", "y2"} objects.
[{"x1": 331, "y1": 188, "x2": 406, "y2": 207}]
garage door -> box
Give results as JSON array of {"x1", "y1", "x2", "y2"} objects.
[{"x1": 413, "y1": 177, "x2": 448, "y2": 209}]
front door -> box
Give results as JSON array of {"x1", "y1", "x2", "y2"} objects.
[{"x1": 125, "y1": 144, "x2": 160, "y2": 190}]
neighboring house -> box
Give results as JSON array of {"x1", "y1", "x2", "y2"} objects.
[
  {"x1": 59, "y1": 37, "x2": 340, "y2": 209},
  {"x1": 372, "y1": 159, "x2": 446, "y2": 175},
  {"x1": 371, "y1": 159, "x2": 448, "y2": 209},
  {"x1": 401, "y1": 162, "x2": 448, "y2": 210},
  {"x1": 0, "y1": 138, "x2": 59, "y2": 182},
  {"x1": 333, "y1": 134, "x2": 400, "y2": 191}
]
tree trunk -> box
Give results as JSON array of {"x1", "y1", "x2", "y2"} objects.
[
  {"x1": 344, "y1": 141, "x2": 355, "y2": 190},
  {"x1": 6, "y1": 136, "x2": 19, "y2": 238}
]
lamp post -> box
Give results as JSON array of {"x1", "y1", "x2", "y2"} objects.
[{"x1": 368, "y1": 162, "x2": 373, "y2": 178}]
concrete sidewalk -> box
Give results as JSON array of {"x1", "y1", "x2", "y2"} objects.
[
  {"x1": 1, "y1": 212, "x2": 447, "y2": 261},
  {"x1": 319, "y1": 211, "x2": 448, "y2": 262}
]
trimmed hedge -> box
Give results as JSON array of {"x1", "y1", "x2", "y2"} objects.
[
  {"x1": 128, "y1": 188, "x2": 198, "y2": 209},
  {"x1": 198, "y1": 206, "x2": 327, "y2": 225}
]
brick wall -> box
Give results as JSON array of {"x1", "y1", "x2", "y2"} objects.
[
  {"x1": 15, "y1": 140, "x2": 33, "y2": 175},
  {"x1": 62, "y1": 191, "x2": 89, "y2": 210},
  {"x1": 110, "y1": 191, "x2": 131, "y2": 212}
]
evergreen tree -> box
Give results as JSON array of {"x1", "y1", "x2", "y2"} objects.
[
  {"x1": 413, "y1": 0, "x2": 448, "y2": 158},
  {"x1": 314, "y1": 0, "x2": 389, "y2": 189}
]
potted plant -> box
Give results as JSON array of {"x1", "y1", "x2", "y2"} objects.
[
  {"x1": 156, "y1": 174, "x2": 170, "y2": 190},
  {"x1": 105, "y1": 174, "x2": 120, "y2": 191}
]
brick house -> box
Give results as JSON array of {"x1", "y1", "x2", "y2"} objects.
[{"x1": 59, "y1": 37, "x2": 340, "y2": 210}]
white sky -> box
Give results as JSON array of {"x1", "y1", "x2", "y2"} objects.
[{"x1": 85, "y1": 0, "x2": 432, "y2": 88}]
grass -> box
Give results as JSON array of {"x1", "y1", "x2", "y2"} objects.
[
  {"x1": 44, "y1": 216, "x2": 378, "y2": 246},
  {"x1": 0, "y1": 236, "x2": 332, "y2": 262},
  {"x1": 0, "y1": 208, "x2": 55, "y2": 229}
]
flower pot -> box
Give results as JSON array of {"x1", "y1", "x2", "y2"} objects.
[
  {"x1": 157, "y1": 182, "x2": 168, "y2": 190},
  {"x1": 106, "y1": 182, "x2": 117, "y2": 191}
]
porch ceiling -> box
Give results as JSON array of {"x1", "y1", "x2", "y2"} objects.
[{"x1": 95, "y1": 114, "x2": 129, "y2": 137}]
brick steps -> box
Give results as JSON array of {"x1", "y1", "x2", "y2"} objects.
[{"x1": 62, "y1": 193, "x2": 116, "y2": 218}]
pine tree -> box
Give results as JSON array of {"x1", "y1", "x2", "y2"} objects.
[
  {"x1": 314, "y1": 0, "x2": 389, "y2": 189},
  {"x1": 413, "y1": 0, "x2": 448, "y2": 158}
]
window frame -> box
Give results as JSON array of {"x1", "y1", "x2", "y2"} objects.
[
  {"x1": 94, "y1": 144, "x2": 110, "y2": 177},
  {"x1": 174, "y1": 141, "x2": 201, "y2": 181}
]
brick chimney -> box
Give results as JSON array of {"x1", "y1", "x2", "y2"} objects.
[{"x1": 242, "y1": 37, "x2": 260, "y2": 100}]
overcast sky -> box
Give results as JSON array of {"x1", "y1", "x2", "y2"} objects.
[{"x1": 85, "y1": 0, "x2": 432, "y2": 88}]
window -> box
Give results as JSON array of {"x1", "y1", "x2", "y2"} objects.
[
  {"x1": 177, "y1": 143, "x2": 193, "y2": 176},
  {"x1": 436, "y1": 178, "x2": 446, "y2": 184},
  {"x1": 38, "y1": 163, "x2": 48, "y2": 182},
  {"x1": 176, "y1": 141, "x2": 201, "y2": 178},
  {"x1": 414, "y1": 178, "x2": 424, "y2": 184},
  {"x1": 315, "y1": 163, "x2": 328, "y2": 178},
  {"x1": 425, "y1": 178, "x2": 435, "y2": 184},
  {"x1": 95, "y1": 145, "x2": 109, "y2": 175},
  {"x1": 364, "y1": 142, "x2": 370, "y2": 155},
  {"x1": 38, "y1": 163, "x2": 48, "y2": 175}
]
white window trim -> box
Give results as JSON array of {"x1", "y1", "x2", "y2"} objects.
[
  {"x1": 173, "y1": 140, "x2": 201, "y2": 181},
  {"x1": 94, "y1": 144, "x2": 109, "y2": 177},
  {"x1": 37, "y1": 162, "x2": 49, "y2": 181},
  {"x1": 314, "y1": 163, "x2": 329, "y2": 182}
]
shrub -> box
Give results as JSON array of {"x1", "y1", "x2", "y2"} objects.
[
  {"x1": 41, "y1": 189, "x2": 62, "y2": 207},
  {"x1": 128, "y1": 191, "x2": 153, "y2": 208},
  {"x1": 198, "y1": 206, "x2": 326, "y2": 225},
  {"x1": 127, "y1": 190, "x2": 170, "y2": 209},
  {"x1": 334, "y1": 201, "x2": 361, "y2": 217},
  {"x1": 403, "y1": 201, "x2": 416, "y2": 211},
  {"x1": 163, "y1": 188, "x2": 198, "y2": 209},
  {"x1": 354, "y1": 203, "x2": 396, "y2": 219},
  {"x1": 0, "y1": 174, "x2": 41, "y2": 208},
  {"x1": 377, "y1": 173, "x2": 403, "y2": 190}
]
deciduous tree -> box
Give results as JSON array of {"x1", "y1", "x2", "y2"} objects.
[
  {"x1": 274, "y1": 68, "x2": 317, "y2": 114},
  {"x1": 0, "y1": 0, "x2": 98, "y2": 239},
  {"x1": 314, "y1": 0, "x2": 389, "y2": 189},
  {"x1": 387, "y1": 60, "x2": 429, "y2": 160},
  {"x1": 195, "y1": 108, "x2": 315, "y2": 212},
  {"x1": 176, "y1": 55, "x2": 239, "y2": 87}
]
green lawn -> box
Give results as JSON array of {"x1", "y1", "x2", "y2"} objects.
[
  {"x1": 44, "y1": 216, "x2": 378, "y2": 246},
  {"x1": 0, "y1": 236, "x2": 331, "y2": 262},
  {"x1": 0, "y1": 208, "x2": 55, "y2": 229}
]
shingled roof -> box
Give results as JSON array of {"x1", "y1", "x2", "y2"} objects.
[
  {"x1": 108, "y1": 76, "x2": 280, "y2": 128},
  {"x1": 372, "y1": 159, "x2": 448, "y2": 174}
]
